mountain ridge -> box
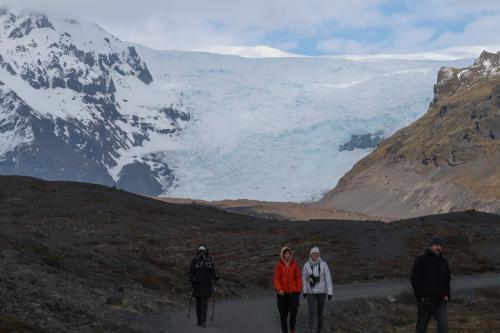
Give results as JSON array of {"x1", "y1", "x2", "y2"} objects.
[{"x1": 0, "y1": 10, "x2": 189, "y2": 195}]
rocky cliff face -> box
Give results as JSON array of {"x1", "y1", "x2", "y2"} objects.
[
  {"x1": 319, "y1": 51, "x2": 500, "y2": 218},
  {"x1": 0, "y1": 10, "x2": 189, "y2": 195}
]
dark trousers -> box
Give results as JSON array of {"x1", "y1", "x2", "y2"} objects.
[
  {"x1": 196, "y1": 297, "x2": 209, "y2": 325},
  {"x1": 415, "y1": 300, "x2": 448, "y2": 333},
  {"x1": 277, "y1": 293, "x2": 300, "y2": 333},
  {"x1": 307, "y1": 293, "x2": 327, "y2": 333}
]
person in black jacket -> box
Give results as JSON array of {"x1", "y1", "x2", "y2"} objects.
[
  {"x1": 411, "y1": 236, "x2": 451, "y2": 333},
  {"x1": 189, "y1": 245, "x2": 217, "y2": 327}
]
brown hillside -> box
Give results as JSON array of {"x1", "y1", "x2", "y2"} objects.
[{"x1": 320, "y1": 51, "x2": 500, "y2": 218}]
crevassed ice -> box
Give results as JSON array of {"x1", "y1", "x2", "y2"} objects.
[{"x1": 138, "y1": 48, "x2": 470, "y2": 201}]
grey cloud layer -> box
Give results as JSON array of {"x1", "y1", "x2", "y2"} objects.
[{"x1": 1, "y1": 0, "x2": 499, "y2": 54}]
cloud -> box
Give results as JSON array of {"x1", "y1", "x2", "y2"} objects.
[
  {"x1": 1, "y1": 0, "x2": 499, "y2": 56},
  {"x1": 430, "y1": 12, "x2": 500, "y2": 48},
  {"x1": 200, "y1": 46, "x2": 301, "y2": 58},
  {"x1": 316, "y1": 38, "x2": 380, "y2": 54}
]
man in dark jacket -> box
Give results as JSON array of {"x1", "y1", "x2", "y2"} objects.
[
  {"x1": 411, "y1": 236, "x2": 451, "y2": 333},
  {"x1": 189, "y1": 245, "x2": 217, "y2": 327}
]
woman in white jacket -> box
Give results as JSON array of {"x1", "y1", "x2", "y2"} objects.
[{"x1": 302, "y1": 247, "x2": 333, "y2": 333}]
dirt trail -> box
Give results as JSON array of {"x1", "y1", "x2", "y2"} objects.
[{"x1": 131, "y1": 273, "x2": 500, "y2": 333}]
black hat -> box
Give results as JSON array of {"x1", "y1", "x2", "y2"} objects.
[{"x1": 431, "y1": 236, "x2": 443, "y2": 246}]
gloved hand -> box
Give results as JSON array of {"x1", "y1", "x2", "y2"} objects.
[
  {"x1": 303, "y1": 293, "x2": 308, "y2": 299},
  {"x1": 328, "y1": 295, "x2": 332, "y2": 301}
]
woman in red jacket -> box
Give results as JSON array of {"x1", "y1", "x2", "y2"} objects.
[{"x1": 274, "y1": 246, "x2": 302, "y2": 333}]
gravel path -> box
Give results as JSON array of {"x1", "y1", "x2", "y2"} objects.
[{"x1": 131, "y1": 273, "x2": 500, "y2": 333}]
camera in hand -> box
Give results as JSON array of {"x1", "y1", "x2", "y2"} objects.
[{"x1": 309, "y1": 274, "x2": 320, "y2": 287}]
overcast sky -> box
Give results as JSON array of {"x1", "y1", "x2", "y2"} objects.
[{"x1": 1, "y1": 0, "x2": 500, "y2": 57}]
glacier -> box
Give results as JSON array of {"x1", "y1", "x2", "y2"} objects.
[
  {"x1": 139, "y1": 49, "x2": 469, "y2": 201},
  {"x1": 0, "y1": 9, "x2": 471, "y2": 201}
]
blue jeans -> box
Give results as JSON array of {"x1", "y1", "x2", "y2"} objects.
[
  {"x1": 307, "y1": 293, "x2": 327, "y2": 333},
  {"x1": 415, "y1": 299, "x2": 448, "y2": 333}
]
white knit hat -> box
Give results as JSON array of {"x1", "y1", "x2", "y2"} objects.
[{"x1": 310, "y1": 247, "x2": 320, "y2": 255}]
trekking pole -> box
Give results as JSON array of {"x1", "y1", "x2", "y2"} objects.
[
  {"x1": 211, "y1": 285, "x2": 217, "y2": 322},
  {"x1": 187, "y1": 293, "x2": 193, "y2": 318}
]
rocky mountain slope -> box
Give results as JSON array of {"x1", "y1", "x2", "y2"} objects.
[
  {"x1": 320, "y1": 51, "x2": 500, "y2": 218},
  {"x1": 0, "y1": 9, "x2": 471, "y2": 201},
  {"x1": 0, "y1": 10, "x2": 189, "y2": 195}
]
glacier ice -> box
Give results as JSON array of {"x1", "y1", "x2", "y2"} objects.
[{"x1": 139, "y1": 49, "x2": 470, "y2": 201}]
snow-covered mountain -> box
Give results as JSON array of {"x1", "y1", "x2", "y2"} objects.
[
  {"x1": 0, "y1": 10, "x2": 189, "y2": 195},
  {"x1": 0, "y1": 9, "x2": 470, "y2": 199}
]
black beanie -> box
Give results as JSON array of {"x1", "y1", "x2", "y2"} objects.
[{"x1": 431, "y1": 236, "x2": 443, "y2": 246}]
